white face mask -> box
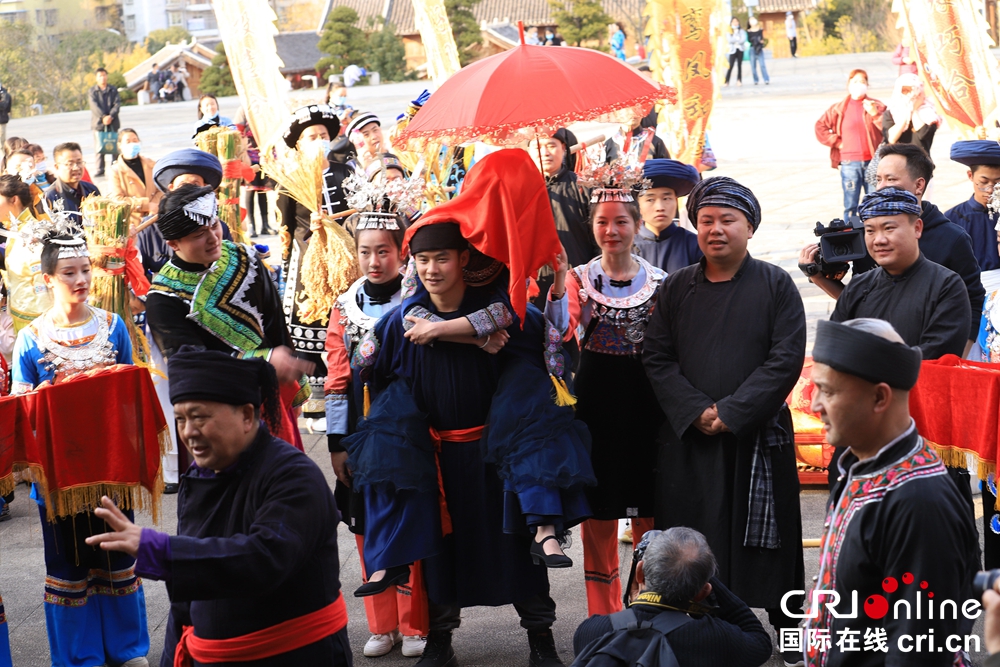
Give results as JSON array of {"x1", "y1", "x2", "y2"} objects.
[
  {"x1": 848, "y1": 82, "x2": 868, "y2": 99},
  {"x1": 122, "y1": 143, "x2": 142, "y2": 159}
]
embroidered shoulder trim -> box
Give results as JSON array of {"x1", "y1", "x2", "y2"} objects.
[
  {"x1": 576, "y1": 255, "x2": 663, "y2": 309},
  {"x1": 152, "y1": 241, "x2": 265, "y2": 352}
]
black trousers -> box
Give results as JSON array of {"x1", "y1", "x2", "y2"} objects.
[
  {"x1": 789, "y1": 37, "x2": 798, "y2": 57},
  {"x1": 245, "y1": 190, "x2": 270, "y2": 235},
  {"x1": 428, "y1": 593, "x2": 557, "y2": 633},
  {"x1": 725, "y1": 52, "x2": 743, "y2": 84}
]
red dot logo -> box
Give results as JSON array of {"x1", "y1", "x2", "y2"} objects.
[
  {"x1": 902, "y1": 572, "x2": 914, "y2": 585},
  {"x1": 928, "y1": 592, "x2": 934, "y2": 598},
  {"x1": 865, "y1": 594, "x2": 889, "y2": 619},
  {"x1": 920, "y1": 581, "x2": 928, "y2": 590},
  {"x1": 882, "y1": 577, "x2": 898, "y2": 593}
]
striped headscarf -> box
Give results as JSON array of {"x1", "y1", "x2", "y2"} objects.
[
  {"x1": 857, "y1": 187, "x2": 921, "y2": 221},
  {"x1": 686, "y1": 176, "x2": 762, "y2": 230}
]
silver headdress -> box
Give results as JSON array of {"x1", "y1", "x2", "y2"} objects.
[
  {"x1": 181, "y1": 192, "x2": 218, "y2": 226},
  {"x1": 343, "y1": 167, "x2": 425, "y2": 231},
  {"x1": 578, "y1": 155, "x2": 651, "y2": 204}
]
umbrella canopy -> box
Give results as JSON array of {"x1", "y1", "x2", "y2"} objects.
[{"x1": 396, "y1": 26, "x2": 675, "y2": 149}]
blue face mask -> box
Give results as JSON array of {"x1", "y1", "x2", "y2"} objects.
[
  {"x1": 122, "y1": 143, "x2": 141, "y2": 159},
  {"x1": 335, "y1": 96, "x2": 347, "y2": 106},
  {"x1": 314, "y1": 139, "x2": 332, "y2": 155}
]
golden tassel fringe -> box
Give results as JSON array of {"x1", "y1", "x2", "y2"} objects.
[
  {"x1": 927, "y1": 440, "x2": 999, "y2": 509},
  {"x1": 363, "y1": 383, "x2": 371, "y2": 418},
  {"x1": 33, "y1": 425, "x2": 168, "y2": 524},
  {"x1": 550, "y1": 374, "x2": 577, "y2": 408}
]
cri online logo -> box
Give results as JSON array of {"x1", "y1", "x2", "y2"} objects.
[{"x1": 782, "y1": 572, "x2": 983, "y2": 620}]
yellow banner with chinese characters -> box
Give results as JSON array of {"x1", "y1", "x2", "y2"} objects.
[
  {"x1": 893, "y1": 0, "x2": 1000, "y2": 139},
  {"x1": 213, "y1": 0, "x2": 290, "y2": 151},
  {"x1": 644, "y1": 0, "x2": 727, "y2": 165},
  {"x1": 412, "y1": 0, "x2": 462, "y2": 87}
]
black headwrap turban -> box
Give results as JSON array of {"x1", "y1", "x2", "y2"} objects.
[
  {"x1": 408, "y1": 222, "x2": 468, "y2": 254},
  {"x1": 686, "y1": 176, "x2": 762, "y2": 230},
  {"x1": 857, "y1": 187, "x2": 922, "y2": 221},
  {"x1": 168, "y1": 345, "x2": 283, "y2": 431},
  {"x1": 813, "y1": 319, "x2": 922, "y2": 390},
  {"x1": 156, "y1": 184, "x2": 217, "y2": 241}
]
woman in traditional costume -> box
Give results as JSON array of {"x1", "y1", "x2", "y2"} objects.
[
  {"x1": 11, "y1": 215, "x2": 149, "y2": 667},
  {"x1": 545, "y1": 158, "x2": 666, "y2": 617},
  {"x1": 324, "y1": 170, "x2": 431, "y2": 657},
  {"x1": 276, "y1": 104, "x2": 354, "y2": 422}
]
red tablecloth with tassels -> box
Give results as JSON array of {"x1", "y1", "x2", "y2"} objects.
[
  {"x1": 909, "y1": 355, "x2": 1000, "y2": 487},
  {"x1": 4, "y1": 365, "x2": 167, "y2": 521}
]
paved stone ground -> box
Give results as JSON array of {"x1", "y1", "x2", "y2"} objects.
[{"x1": 1, "y1": 51, "x2": 990, "y2": 666}]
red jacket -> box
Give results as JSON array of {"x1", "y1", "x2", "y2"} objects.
[{"x1": 815, "y1": 95, "x2": 886, "y2": 168}]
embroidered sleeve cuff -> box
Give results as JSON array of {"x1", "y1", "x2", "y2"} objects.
[
  {"x1": 544, "y1": 289, "x2": 570, "y2": 336},
  {"x1": 466, "y1": 302, "x2": 514, "y2": 338},
  {"x1": 135, "y1": 528, "x2": 172, "y2": 581},
  {"x1": 237, "y1": 348, "x2": 273, "y2": 362},
  {"x1": 325, "y1": 394, "x2": 349, "y2": 436}
]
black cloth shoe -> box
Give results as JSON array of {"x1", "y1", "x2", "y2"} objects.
[
  {"x1": 163, "y1": 483, "x2": 180, "y2": 495},
  {"x1": 415, "y1": 630, "x2": 457, "y2": 667},
  {"x1": 530, "y1": 535, "x2": 572, "y2": 568},
  {"x1": 528, "y1": 629, "x2": 563, "y2": 667},
  {"x1": 354, "y1": 564, "x2": 410, "y2": 597}
]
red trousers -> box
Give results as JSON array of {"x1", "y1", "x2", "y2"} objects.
[
  {"x1": 581, "y1": 517, "x2": 655, "y2": 617},
  {"x1": 355, "y1": 534, "x2": 429, "y2": 636}
]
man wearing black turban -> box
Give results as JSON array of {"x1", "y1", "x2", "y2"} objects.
[
  {"x1": 803, "y1": 319, "x2": 979, "y2": 667},
  {"x1": 643, "y1": 176, "x2": 808, "y2": 664},
  {"x1": 86, "y1": 347, "x2": 353, "y2": 666},
  {"x1": 145, "y1": 183, "x2": 314, "y2": 451}
]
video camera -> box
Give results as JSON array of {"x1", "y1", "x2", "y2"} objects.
[{"x1": 799, "y1": 217, "x2": 867, "y2": 281}]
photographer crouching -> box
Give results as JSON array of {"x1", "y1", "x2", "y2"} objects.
[{"x1": 571, "y1": 527, "x2": 772, "y2": 667}]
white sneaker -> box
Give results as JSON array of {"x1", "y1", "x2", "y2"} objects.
[
  {"x1": 401, "y1": 635, "x2": 427, "y2": 657},
  {"x1": 364, "y1": 630, "x2": 402, "y2": 657},
  {"x1": 121, "y1": 659, "x2": 150, "y2": 667}
]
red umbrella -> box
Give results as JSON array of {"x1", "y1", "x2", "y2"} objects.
[{"x1": 395, "y1": 23, "x2": 675, "y2": 149}]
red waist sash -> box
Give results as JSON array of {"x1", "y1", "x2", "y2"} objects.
[
  {"x1": 173, "y1": 595, "x2": 348, "y2": 666},
  {"x1": 428, "y1": 425, "x2": 485, "y2": 536}
]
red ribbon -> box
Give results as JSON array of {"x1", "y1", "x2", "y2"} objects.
[
  {"x1": 93, "y1": 238, "x2": 149, "y2": 296},
  {"x1": 174, "y1": 595, "x2": 348, "y2": 666},
  {"x1": 427, "y1": 425, "x2": 485, "y2": 536}
]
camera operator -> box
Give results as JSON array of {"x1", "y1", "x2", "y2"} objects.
[
  {"x1": 807, "y1": 318, "x2": 979, "y2": 667},
  {"x1": 800, "y1": 143, "x2": 983, "y2": 354},
  {"x1": 571, "y1": 528, "x2": 771, "y2": 667}
]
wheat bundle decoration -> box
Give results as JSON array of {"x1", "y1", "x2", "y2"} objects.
[
  {"x1": 81, "y1": 197, "x2": 152, "y2": 367},
  {"x1": 260, "y1": 145, "x2": 360, "y2": 326}
]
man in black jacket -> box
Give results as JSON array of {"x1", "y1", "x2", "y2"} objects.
[
  {"x1": 89, "y1": 67, "x2": 121, "y2": 177},
  {"x1": 85, "y1": 347, "x2": 352, "y2": 666},
  {"x1": 0, "y1": 82, "x2": 11, "y2": 145},
  {"x1": 572, "y1": 527, "x2": 771, "y2": 667},
  {"x1": 800, "y1": 143, "x2": 984, "y2": 354}
]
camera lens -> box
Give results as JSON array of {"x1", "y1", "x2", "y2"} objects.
[{"x1": 974, "y1": 569, "x2": 1000, "y2": 595}]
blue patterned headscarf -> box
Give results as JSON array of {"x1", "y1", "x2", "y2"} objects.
[
  {"x1": 686, "y1": 176, "x2": 762, "y2": 230},
  {"x1": 857, "y1": 187, "x2": 921, "y2": 221}
]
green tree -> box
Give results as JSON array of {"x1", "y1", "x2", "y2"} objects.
[
  {"x1": 145, "y1": 26, "x2": 192, "y2": 54},
  {"x1": 200, "y1": 43, "x2": 237, "y2": 97},
  {"x1": 444, "y1": 0, "x2": 481, "y2": 66},
  {"x1": 548, "y1": 0, "x2": 613, "y2": 48},
  {"x1": 365, "y1": 23, "x2": 409, "y2": 81},
  {"x1": 317, "y1": 6, "x2": 368, "y2": 76}
]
